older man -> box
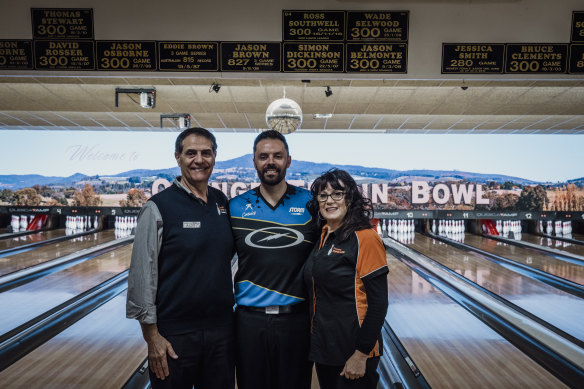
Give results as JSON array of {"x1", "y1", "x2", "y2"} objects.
[{"x1": 127, "y1": 127, "x2": 234, "y2": 389}]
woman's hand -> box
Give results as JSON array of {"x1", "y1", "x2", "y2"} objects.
[{"x1": 340, "y1": 350, "x2": 368, "y2": 380}]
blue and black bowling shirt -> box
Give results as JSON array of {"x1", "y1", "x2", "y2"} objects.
[{"x1": 229, "y1": 184, "x2": 318, "y2": 307}]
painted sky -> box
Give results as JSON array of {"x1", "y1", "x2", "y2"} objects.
[{"x1": 0, "y1": 130, "x2": 582, "y2": 182}]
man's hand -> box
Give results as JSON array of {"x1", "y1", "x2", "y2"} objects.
[
  {"x1": 140, "y1": 323, "x2": 178, "y2": 380},
  {"x1": 340, "y1": 350, "x2": 368, "y2": 380}
]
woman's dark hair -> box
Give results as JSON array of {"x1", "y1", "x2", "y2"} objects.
[{"x1": 307, "y1": 168, "x2": 374, "y2": 241}]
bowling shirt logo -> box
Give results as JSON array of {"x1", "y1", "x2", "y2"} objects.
[
  {"x1": 327, "y1": 244, "x2": 345, "y2": 255},
  {"x1": 244, "y1": 227, "x2": 304, "y2": 249},
  {"x1": 216, "y1": 204, "x2": 227, "y2": 215},
  {"x1": 242, "y1": 203, "x2": 256, "y2": 217},
  {"x1": 183, "y1": 221, "x2": 201, "y2": 229},
  {"x1": 289, "y1": 207, "x2": 305, "y2": 216}
]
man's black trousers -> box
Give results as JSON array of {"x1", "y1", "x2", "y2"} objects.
[
  {"x1": 149, "y1": 324, "x2": 235, "y2": 389},
  {"x1": 235, "y1": 307, "x2": 312, "y2": 389}
]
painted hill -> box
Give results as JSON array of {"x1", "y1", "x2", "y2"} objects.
[
  {"x1": 0, "y1": 154, "x2": 542, "y2": 189},
  {"x1": 0, "y1": 173, "x2": 88, "y2": 189}
]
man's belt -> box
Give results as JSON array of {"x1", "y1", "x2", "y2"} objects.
[{"x1": 238, "y1": 303, "x2": 307, "y2": 315}]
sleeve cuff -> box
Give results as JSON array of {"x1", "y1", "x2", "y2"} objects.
[
  {"x1": 126, "y1": 300, "x2": 157, "y2": 323},
  {"x1": 361, "y1": 265, "x2": 388, "y2": 280}
]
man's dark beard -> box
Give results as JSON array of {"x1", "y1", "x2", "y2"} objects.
[{"x1": 256, "y1": 165, "x2": 286, "y2": 186}]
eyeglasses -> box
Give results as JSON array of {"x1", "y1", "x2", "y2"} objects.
[{"x1": 317, "y1": 191, "x2": 345, "y2": 202}]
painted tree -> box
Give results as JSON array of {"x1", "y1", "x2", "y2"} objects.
[
  {"x1": 119, "y1": 188, "x2": 148, "y2": 207},
  {"x1": 0, "y1": 189, "x2": 13, "y2": 203},
  {"x1": 492, "y1": 193, "x2": 519, "y2": 210},
  {"x1": 12, "y1": 187, "x2": 42, "y2": 206},
  {"x1": 516, "y1": 185, "x2": 548, "y2": 211},
  {"x1": 551, "y1": 184, "x2": 584, "y2": 211},
  {"x1": 72, "y1": 184, "x2": 103, "y2": 206}
]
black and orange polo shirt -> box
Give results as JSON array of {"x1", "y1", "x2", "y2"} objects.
[{"x1": 303, "y1": 226, "x2": 389, "y2": 366}]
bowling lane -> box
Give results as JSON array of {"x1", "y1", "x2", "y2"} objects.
[
  {"x1": 0, "y1": 229, "x2": 116, "y2": 277},
  {"x1": 0, "y1": 228, "x2": 67, "y2": 251},
  {"x1": 518, "y1": 233, "x2": 584, "y2": 257},
  {"x1": 0, "y1": 291, "x2": 147, "y2": 388},
  {"x1": 463, "y1": 234, "x2": 584, "y2": 285},
  {"x1": 0, "y1": 244, "x2": 132, "y2": 335},
  {"x1": 405, "y1": 234, "x2": 584, "y2": 341},
  {"x1": 385, "y1": 254, "x2": 566, "y2": 389}
]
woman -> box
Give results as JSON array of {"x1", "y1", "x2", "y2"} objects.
[{"x1": 304, "y1": 169, "x2": 389, "y2": 389}]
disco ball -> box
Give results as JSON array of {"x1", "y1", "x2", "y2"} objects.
[{"x1": 265, "y1": 97, "x2": 302, "y2": 134}]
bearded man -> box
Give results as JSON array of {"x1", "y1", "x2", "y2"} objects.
[{"x1": 229, "y1": 130, "x2": 318, "y2": 389}]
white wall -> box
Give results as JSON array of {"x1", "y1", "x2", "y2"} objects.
[{"x1": 0, "y1": 0, "x2": 582, "y2": 79}]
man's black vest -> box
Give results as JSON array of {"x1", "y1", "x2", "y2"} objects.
[{"x1": 150, "y1": 183, "x2": 234, "y2": 335}]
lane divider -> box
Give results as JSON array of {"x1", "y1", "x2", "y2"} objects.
[
  {"x1": 384, "y1": 237, "x2": 584, "y2": 388},
  {"x1": 0, "y1": 270, "x2": 129, "y2": 372},
  {"x1": 0, "y1": 228, "x2": 48, "y2": 241},
  {"x1": 540, "y1": 233, "x2": 584, "y2": 247},
  {"x1": 484, "y1": 233, "x2": 584, "y2": 264},
  {"x1": 0, "y1": 228, "x2": 100, "y2": 258},
  {"x1": 429, "y1": 232, "x2": 584, "y2": 299},
  {"x1": 379, "y1": 318, "x2": 430, "y2": 389},
  {"x1": 0, "y1": 236, "x2": 133, "y2": 293}
]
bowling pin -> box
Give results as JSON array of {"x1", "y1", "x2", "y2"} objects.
[
  {"x1": 20, "y1": 215, "x2": 28, "y2": 229},
  {"x1": 555, "y1": 220, "x2": 562, "y2": 236},
  {"x1": 11, "y1": 215, "x2": 19, "y2": 230}
]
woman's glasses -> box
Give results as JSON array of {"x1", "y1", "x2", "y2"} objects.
[{"x1": 317, "y1": 191, "x2": 345, "y2": 202}]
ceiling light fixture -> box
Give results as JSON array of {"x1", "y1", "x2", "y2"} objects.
[
  {"x1": 160, "y1": 113, "x2": 191, "y2": 129},
  {"x1": 210, "y1": 82, "x2": 221, "y2": 93},
  {"x1": 461, "y1": 80, "x2": 468, "y2": 91},
  {"x1": 115, "y1": 87, "x2": 156, "y2": 109},
  {"x1": 313, "y1": 113, "x2": 332, "y2": 119},
  {"x1": 266, "y1": 93, "x2": 302, "y2": 134},
  {"x1": 325, "y1": 86, "x2": 333, "y2": 97}
]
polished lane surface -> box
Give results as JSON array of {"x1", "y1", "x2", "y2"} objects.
[
  {"x1": 0, "y1": 244, "x2": 132, "y2": 335},
  {"x1": 0, "y1": 230, "x2": 116, "y2": 277},
  {"x1": 464, "y1": 234, "x2": 584, "y2": 285},
  {"x1": 517, "y1": 233, "x2": 584, "y2": 258},
  {"x1": 385, "y1": 253, "x2": 566, "y2": 388},
  {"x1": 0, "y1": 292, "x2": 146, "y2": 388},
  {"x1": 0, "y1": 229, "x2": 67, "y2": 251},
  {"x1": 405, "y1": 234, "x2": 584, "y2": 341}
]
